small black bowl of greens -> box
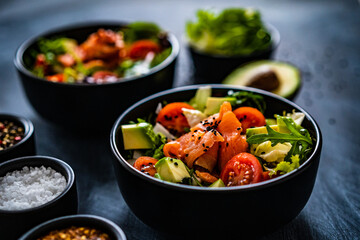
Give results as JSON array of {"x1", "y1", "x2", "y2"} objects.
[
  {"x1": 186, "y1": 8, "x2": 280, "y2": 83},
  {"x1": 14, "y1": 21, "x2": 179, "y2": 130}
]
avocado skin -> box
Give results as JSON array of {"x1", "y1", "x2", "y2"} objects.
[{"x1": 223, "y1": 60, "x2": 301, "y2": 100}]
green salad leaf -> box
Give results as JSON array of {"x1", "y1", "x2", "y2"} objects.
[
  {"x1": 227, "y1": 90, "x2": 266, "y2": 113},
  {"x1": 134, "y1": 118, "x2": 167, "y2": 159},
  {"x1": 186, "y1": 8, "x2": 271, "y2": 56},
  {"x1": 150, "y1": 47, "x2": 172, "y2": 67},
  {"x1": 124, "y1": 22, "x2": 161, "y2": 42},
  {"x1": 247, "y1": 117, "x2": 313, "y2": 162},
  {"x1": 266, "y1": 155, "x2": 300, "y2": 176}
]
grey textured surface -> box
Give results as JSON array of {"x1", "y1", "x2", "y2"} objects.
[{"x1": 1, "y1": 0, "x2": 360, "y2": 239}]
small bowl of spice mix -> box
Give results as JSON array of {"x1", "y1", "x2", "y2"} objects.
[
  {"x1": 19, "y1": 214, "x2": 126, "y2": 240},
  {"x1": 0, "y1": 114, "x2": 35, "y2": 162},
  {"x1": 0, "y1": 156, "x2": 78, "y2": 239}
]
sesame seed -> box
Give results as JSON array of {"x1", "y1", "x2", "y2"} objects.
[
  {"x1": 203, "y1": 149, "x2": 207, "y2": 152},
  {"x1": 226, "y1": 142, "x2": 229, "y2": 147}
]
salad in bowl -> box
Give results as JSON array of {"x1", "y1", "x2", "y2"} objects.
[
  {"x1": 120, "y1": 86, "x2": 314, "y2": 187},
  {"x1": 26, "y1": 22, "x2": 172, "y2": 84},
  {"x1": 110, "y1": 85, "x2": 321, "y2": 236}
]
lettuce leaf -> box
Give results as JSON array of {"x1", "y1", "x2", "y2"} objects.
[
  {"x1": 267, "y1": 155, "x2": 300, "y2": 176},
  {"x1": 186, "y1": 8, "x2": 271, "y2": 56}
]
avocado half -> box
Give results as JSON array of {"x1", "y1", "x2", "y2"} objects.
[{"x1": 222, "y1": 60, "x2": 301, "y2": 99}]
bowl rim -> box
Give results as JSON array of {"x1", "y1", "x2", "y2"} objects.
[
  {"x1": 186, "y1": 22, "x2": 281, "y2": 59},
  {"x1": 110, "y1": 84, "x2": 322, "y2": 192},
  {"x1": 18, "y1": 214, "x2": 127, "y2": 240},
  {"x1": 13, "y1": 20, "x2": 180, "y2": 88},
  {"x1": 0, "y1": 155, "x2": 75, "y2": 213},
  {"x1": 0, "y1": 114, "x2": 34, "y2": 156}
]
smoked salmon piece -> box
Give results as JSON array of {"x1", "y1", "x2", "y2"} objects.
[
  {"x1": 195, "y1": 142, "x2": 219, "y2": 172},
  {"x1": 195, "y1": 170, "x2": 218, "y2": 183},
  {"x1": 163, "y1": 101, "x2": 247, "y2": 174},
  {"x1": 217, "y1": 105, "x2": 249, "y2": 171},
  {"x1": 190, "y1": 101, "x2": 232, "y2": 132},
  {"x1": 163, "y1": 129, "x2": 224, "y2": 170}
]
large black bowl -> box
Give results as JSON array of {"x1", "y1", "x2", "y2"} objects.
[
  {"x1": 0, "y1": 156, "x2": 78, "y2": 239},
  {"x1": 19, "y1": 214, "x2": 126, "y2": 240},
  {"x1": 110, "y1": 85, "x2": 322, "y2": 238},
  {"x1": 14, "y1": 21, "x2": 180, "y2": 130},
  {"x1": 188, "y1": 23, "x2": 280, "y2": 83},
  {"x1": 0, "y1": 114, "x2": 35, "y2": 163}
]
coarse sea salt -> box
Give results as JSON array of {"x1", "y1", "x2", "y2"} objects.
[{"x1": 0, "y1": 166, "x2": 67, "y2": 211}]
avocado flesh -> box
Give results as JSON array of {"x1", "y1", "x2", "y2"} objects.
[
  {"x1": 246, "y1": 125, "x2": 279, "y2": 138},
  {"x1": 121, "y1": 123, "x2": 153, "y2": 150},
  {"x1": 265, "y1": 118, "x2": 277, "y2": 125},
  {"x1": 223, "y1": 60, "x2": 301, "y2": 99},
  {"x1": 155, "y1": 157, "x2": 191, "y2": 183},
  {"x1": 209, "y1": 179, "x2": 225, "y2": 187},
  {"x1": 204, "y1": 97, "x2": 236, "y2": 115}
]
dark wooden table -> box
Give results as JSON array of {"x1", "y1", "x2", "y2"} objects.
[{"x1": 1, "y1": 0, "x2": 359, "y2": 239}]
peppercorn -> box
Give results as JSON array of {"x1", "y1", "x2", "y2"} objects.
[{"x1": 0, "y1": 120, "x2": 24, "y2": 151}]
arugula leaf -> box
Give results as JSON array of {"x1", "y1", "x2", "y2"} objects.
[
  {"x1": 247, "y1": 117, "x2": 313, "y2": 162},
  {"x1": 227, "y1": 90, "x2": 266, "y2": 113}
]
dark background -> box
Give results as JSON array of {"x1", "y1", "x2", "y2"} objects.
[{"x1": 1, "y1": 0, "x2": 360, "y2": 239}]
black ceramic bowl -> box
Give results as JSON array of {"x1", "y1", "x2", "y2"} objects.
[
  {"x1": 110, "y1": 84, "x2": 322, "y2": 238},
  {"x1": 0, "y1": 156, "x2": 78, "y2": 239},
  {"x1": 14, "y1": 21, "x2": 180, "y2": 130},
  {"x1": 19, "y1": 214, "x2": 126, "y2": 240},
  {"x1": 0, "y1": 114, "x2": 35, "y2": 163},
  {"x1": 188, "y1": 23, "x2": 280, "y2": 83}
]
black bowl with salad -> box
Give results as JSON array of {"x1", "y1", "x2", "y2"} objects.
[
  {"x1": 110, "y1": 85, "x2": 321, "y2": 237},
  {"x1": 186, "y1": 8, "x2": 280, "y2": 83},
  {"x1": 14, "y1": 21, "x2": 179, "y2": 129}
]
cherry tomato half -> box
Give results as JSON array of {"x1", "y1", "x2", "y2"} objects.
[
  {"x1": 133, "y1": 156, "x2": 158, "y2": 177},
  {"x1": 233, "y1": 107, "x2": 266, "y2": 133},
  {"x1": 129, "y1": 40, "x2": 161, "y2": 59},
  {"x1": 156, "y1": 102, "x2": 194, "y2": 135},
  {"x1": 220, "y1": 152, "x2": 263, "y2": 187}
]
